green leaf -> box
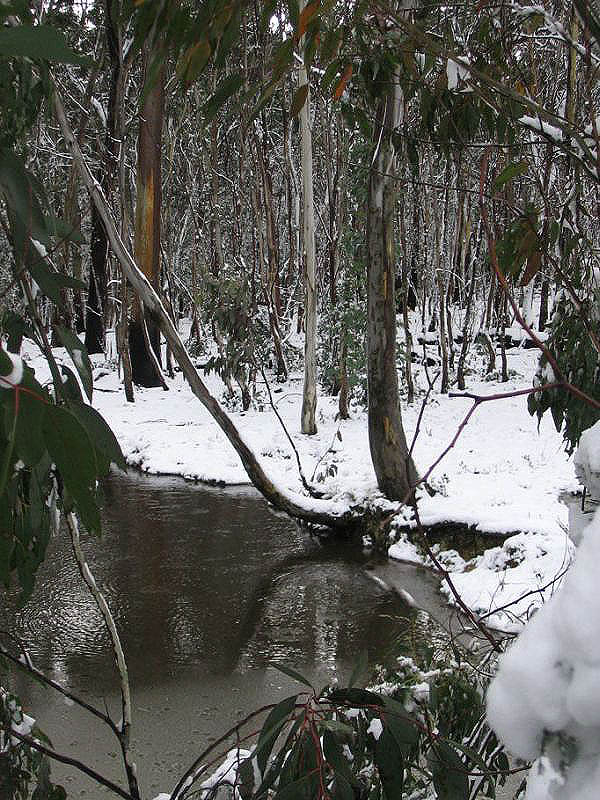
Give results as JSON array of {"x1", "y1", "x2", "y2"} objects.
[
  {"x1": 374, "y1": 727, "x2": 404, "y2": 800},
  {"x1": 0, "y1": 25, "x2": 91, "y2": 64},
  {"x1": 10, "y1": 370, "x2": 47, "y2": 466},
  {"x1": 0, "y1": 149, "x2": 49, "y2": 253},
  {"x1": 45, "y1": 214, "x2": 85, "y2": 244},
  {"x1": 329, "y1": 688, "x2": 382, "y2": 707},
  {"x1": 290, "y1": 84, "x2": 309, "y2": 117},
  {"x1": 273, "y1": 38, "x2": 294, "y2": 79},
  {"x1": 254, "y1": 715, "x2": 303, "y2": 797},
  {"x1": 59, "y1": 364, "x2": 84, "y2": 405},
  {"x1": 202, "y1": 72, "x2": 244, "y2": 121},
  {"x1": 323, "y1": 730, "x2": 352, "y2": 780},
  {"x1": 1, "y1": 312, "x2": 33, "y2": 352},
  {"x1": 428, "y1": 741, "x2": 469, "y2": 800},
  {"x1": 551, "y1": 403, "x2": 563, "y2": 433},
  {"x1": 26, "y1": 257, "x2": 62, "y2": 303},
  {"x1": 0, "y1": 532, "x2": 14, "y2": 586},
  {"x1": 493, "y1": 161, "x2": 528, "y2": 189},
  {"x1": 255, "y1": 694, "x2": 298, "y2": 775},
  {"x1": 260, "y1": 0, "x2": 278, "y2": 31},
  {"x1": 332, "y1": 774, "x2": 354, "y2": 800},
  {"x1": 319, "y1": 719, "x2": 354, "y2": 737},
  {"x1": 42, "y1": 404, "x2": 100, "y2": 533},
  {"x1": 69, "y1": 402, "x2": 126, "y2": 474},
  {"x1": 55, "y1": 325, "x2": 93, "y2": 402},
  {"x1": 271, "y1": 663, "x2": 314, "y2": 689},
  {"x1": 0, "y1": 348, "x2": 12, "y2": 376},
  {"x1": 287, "y1": 0, "x2": 300, "y2": 29},
  {"x1": 275, "y1": 772, "x2": 315, "y2": 800},
  {"x1": 382, "y1": 697, "x2": 419, "y2": 754},
  {"x1": 178, "y1": 38, "x2": 211, "y2": 87},
  {"x1": 320, "y1": 60, "x2": 341, "y2": 93},
  {"x1": 215, "y1": 6, "x2": 241, "y2": 67}
]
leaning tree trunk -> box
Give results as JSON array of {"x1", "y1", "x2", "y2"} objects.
[
  {"x1": 129, "y1": 43, "x2": 165, "y2": 388},
  {"x1": 54, "y1": 91, "x2": 358, "y2": 530},
  {"x1": 367, "y1": 65, "x2": 417, "y2": 501}
]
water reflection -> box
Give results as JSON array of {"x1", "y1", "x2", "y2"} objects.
[
  {"x1": 0, "y1": 470, "x2": 435, "y2": 796},
  {"x1": 2, "y1": 471, "x2": 413, "y2": 693}
]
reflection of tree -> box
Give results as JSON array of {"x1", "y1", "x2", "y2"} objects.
[
  {"x1": 236, "y1": 561, "x2": 413, "y2": 676},
  {"x1": 3, "y1": 474, "x2": 414, "y2": 690}
]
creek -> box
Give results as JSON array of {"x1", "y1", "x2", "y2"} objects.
[{"x1": 2, "y1": 470, "x2": 449, "y2": 798}]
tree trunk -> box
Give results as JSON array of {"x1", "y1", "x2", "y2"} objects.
[
  {"x1": 130, "y1": 44, "x2": 165, "y2": 388},
  {"x1": 367, "y1": 65, "x2": 417, "y2": 501},
  {"x1": 299, "y1": 0, "x2": 317, "y2": 435}
]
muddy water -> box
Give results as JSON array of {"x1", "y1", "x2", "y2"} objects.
[{"x1": 1, "y1": 471, "x2": 443, "y2": 798}]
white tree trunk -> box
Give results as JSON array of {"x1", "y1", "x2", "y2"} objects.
[{"x1": 299, "y1": 0, "x2": 318, "y2": 435}]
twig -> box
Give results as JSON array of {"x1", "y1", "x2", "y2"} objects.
[
  {"x1": 310, "y1": 424, "x2": 342, "y2": 484},
  {"x1": 0, "y1": 725, "x2": 134, "y2": 800},
  {"x1": 406, "y1": 382, "x2": 563, "y2": 497},
  {"x1": 410, "y1": 501, "x2": 503, "y2": 653},
  {"x1": 257, "y1": 363, "x2": 324, "y2": 499},
  {"x1": 409, "y1": 374, "x2": 440, "y2": 459}
]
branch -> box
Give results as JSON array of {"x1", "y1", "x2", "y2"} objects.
[
  {"x1": 0, "y1": 635, "x2": 119, "y2": 736},
  {"x1": 0, "y1": 724, "x2": 134, "y2": 800},
  {"x1": 65, "y1": 512, "x2": 140, "y2": 800}
]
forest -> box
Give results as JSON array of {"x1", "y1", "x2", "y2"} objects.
[{"x1": 2, "y1": 0, "x2": 600, "y2": 798}]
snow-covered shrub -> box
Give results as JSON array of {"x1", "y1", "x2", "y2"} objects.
[
  {"x1": 487, "y1": 508, "x2": 600, "y2": 799},
  {"x1": 189, "y1": 637, "x2": 509, "y2": 800}
]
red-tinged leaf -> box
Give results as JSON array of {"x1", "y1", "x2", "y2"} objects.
[
  {"x1": 333, "y1": 64, "x2": 352, "y2": 100},
  {"x1": 521, "y1": 249, "x2": 542, "y2": 286},
  {"x1": 290, "y1": 84, "x2": 309, "y2": 117},
  {"x1": 298, "y1": 1, "x2": 320, "y2": 39}
]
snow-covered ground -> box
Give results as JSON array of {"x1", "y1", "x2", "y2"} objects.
[{"x1": 20, "y1": 333, "x2": 578, "y2": 633}]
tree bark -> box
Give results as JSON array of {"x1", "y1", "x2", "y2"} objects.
[
  {"x1": 130, "y1": 43, "x2": 165, "y2": 388},
  {"x1": 299, "y1": 0, "x2": 318, "y2": 435},
  {"x1": 367, "y1": 65, "x2": 417, "y2": 501}
]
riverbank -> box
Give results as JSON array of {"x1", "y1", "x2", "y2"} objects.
[{"x1": 21, "y1": 335, "x2": 577, "y2": 632}]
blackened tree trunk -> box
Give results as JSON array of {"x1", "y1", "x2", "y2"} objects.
[
  {"x1": 84, "y1": 1, "x2": 121, "y2": 355},
  {"x1": 367, "y1": 64, "x2": 417, "y2": 501},
  {"x1": 130, "y1": 45, "x2": 165, "y2": 387},
  {"x1": 85, "y1": 202, "x2": 108, "y2": 354}
]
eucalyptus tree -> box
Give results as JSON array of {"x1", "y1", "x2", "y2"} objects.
[{"x1": 298, "y1": 0, "x2": 318, "y2": 435}]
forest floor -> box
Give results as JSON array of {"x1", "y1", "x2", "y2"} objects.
[{"x1": 23, "y1": 329, "x2": 579, "y2": 633}]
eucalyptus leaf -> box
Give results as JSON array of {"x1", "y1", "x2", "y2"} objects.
[
  {"x1": 55, "y1": 326, "x2": 93, "y2": 402},
  {"x1": 0, "y1": 25, "x2": 91, "y2": 64}
]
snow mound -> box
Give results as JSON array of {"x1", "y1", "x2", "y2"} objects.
[{"x1": 487, "y1": 509, "x2": 600, "y2": 798}]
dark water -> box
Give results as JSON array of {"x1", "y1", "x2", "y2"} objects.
[{"x1": 1, "y1": 471, "x2": 441, "y2": 797}]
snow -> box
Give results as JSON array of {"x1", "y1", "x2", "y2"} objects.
[
  {"x1": 367, "y1": 717, "x2": 383, "y2": 740},
  {"x1": 487, "y1": 509, "x2": 600, "y2": 798},
  {"x1": 0, "y1": 349, "x2": 24, "y2": 389},
  {"x1": 519, "y1": 115, "x2": 563, "y2": 143},
  {"x1": 574, "y1": 420, "x2": 600, "y2": 498},
  {"x1": 199, "y1": 747, "x2": 252, "y2": 797},
  {"x1": 17, "y1": 332, "x2": 576, "y2": 635},
  {"x1": 446, "y1": 57, "x2": 470, "y2": 91}
]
